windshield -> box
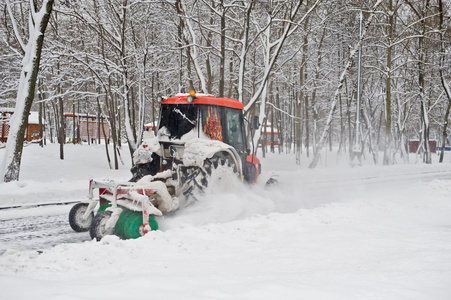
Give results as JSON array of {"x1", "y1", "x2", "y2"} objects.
[{"x1": 158, "y1": 104, "x2": 197, "y2": 140}]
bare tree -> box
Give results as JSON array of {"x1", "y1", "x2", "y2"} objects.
[
  {"x1": 309, "y1": 0, "x2": 383, "y2": 169},
  {"x1": 1, "y1": 0, "x2": 54, "y2": 182}
]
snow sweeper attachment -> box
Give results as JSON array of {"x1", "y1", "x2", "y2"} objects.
[
  {"x1": 69, "y1": 179, "x2": 169, "y2": 241},
  {"x1": 69, "y1": 92, "x2": 277, "y2": 241}
]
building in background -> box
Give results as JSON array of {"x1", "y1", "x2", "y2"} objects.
[
  {"x1": 408, "y1": 140, "x2": 437, "y2": 153},
  {"x1": 64, "y1": 113, "x2": 110, "y2": 144},
  {"x1": 0, "y1": 108, "x2": 42, "y2": 143}
]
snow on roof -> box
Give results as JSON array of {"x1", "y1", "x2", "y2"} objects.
[
  {"x1": 28, "y1": 112, "x2": 40, "y2": 124},
  {"x1": 0, "y1": 107, "x2": 15, "y2": 113},
  {"x1": 0, "y1": 109, "x2": 43, "y2": 124},
  {"x1": 64, "y1": 113, "x2": 100, "y2": 118}
]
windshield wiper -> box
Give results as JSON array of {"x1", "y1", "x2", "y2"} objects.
[{"x1": 173, "y1": 108, "x2": 195, "y2": 125}]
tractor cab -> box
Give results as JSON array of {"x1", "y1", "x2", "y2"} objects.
[
  {"x1": 131, "y1": 92, "x2": 260, "y2": 184},
  {"x1": 157, "y1": 99, "x2": 247, "y2": 156},
  {"x1": 156, "y1": 93, "x2": 256, "y2": 174}
]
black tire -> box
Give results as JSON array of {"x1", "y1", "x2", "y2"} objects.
[
  {"x1": 90, "y1": 210, "x2": 114, "y2": 241},
  {"x1": 69, "y1": 203, "x2": 94, "y2": 232},
  {"x1": 187, "y1": 153, "x2": 239, "y2": 198}
]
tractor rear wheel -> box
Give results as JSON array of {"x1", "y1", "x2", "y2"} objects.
[
  {"x1": 90, "y1": 210, "x2": 114, "y2": 241},
  {"x1": 69, "y1": 203, "x2": 94, "y2": 232},
  {"x1": 188, "y1": 153, "x2": 240, "y2": 198}
]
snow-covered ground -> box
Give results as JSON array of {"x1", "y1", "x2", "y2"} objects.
[{"x1": 1, "y1": 143, "x2": 451, "y2": 299}]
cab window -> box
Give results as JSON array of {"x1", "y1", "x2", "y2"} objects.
[
  {"x1": 224, "y1": 108, "x2": 245, "y2": 153},
  {"x1": 201, "y1": 106, "x2": 223, "y2": 141}
]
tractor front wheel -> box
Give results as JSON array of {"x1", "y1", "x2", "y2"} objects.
[
  {"x1": 69, "y1": 203, "x2": 94, "y2": 232},
  {"x1": 90, "y1": 210, "x2": 114, "y2": 241}
]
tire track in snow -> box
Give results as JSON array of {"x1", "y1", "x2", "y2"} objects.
[{"x1": 0, "y1": 205, "x2": 90, "y2": 254}]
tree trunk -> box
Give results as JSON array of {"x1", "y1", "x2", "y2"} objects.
[
  {"x1": 47, "y1": 103, "x2": 53, "y2": 143},
  {"x1": 419, "y1": 1, "x2": 431, "y2": 164},
  {"x1": 298, "y1": 11, "x2": 309, "y2": 164},
  {"x1": 271, "y1": 106, "x2": 275, "y2": 153},
  {"x1": 86, "y1": 106, "x2": 90, "y2": 145},
  {"x1": 218, "y1": 0, "x2": 226, "y2": 97},
  {"x1": 97, "y1": 110, "x2": 101, "y2": 144},
  {"x1": 38, "y1": 98, "x2": 43, "y2": 148},
  {"x1": 1, "y1": 0, "x2": 54, "y2": 182},
  {"x1": 97, "y1": 97, "x2": 111, "y2": 169},
  {"x1": 237, "y1": 1, "x2": 253, "y2": 103},
  {"x1": 59, "y1": 98, "x2": 64, "y2": 160},
  {"x1": 276, "y1": 87, "x2": 283, "y2": 153},
  {"x1": 438, "y1": 0, "x2": 451, "y2": 163},
  {"x1": 43, "y1": 101, "x2": 47, "y2": 146},
  {"x1": 383, "y1": 0, "x2": 394, "y2": 165},
  {"x1": 77, "y1": 100, "x2": 81, "y2": 144},
  {"x1": 72, "y1": 103, "x2": 76, "y2": 144}
]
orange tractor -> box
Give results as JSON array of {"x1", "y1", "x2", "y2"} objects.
[{"x1": 69, "y1": 92, "x2": 275, "y2": 240}]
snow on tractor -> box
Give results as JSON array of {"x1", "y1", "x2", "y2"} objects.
[{"x1": 68, "y1": 91, "x2": 276, "y2": 241}]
